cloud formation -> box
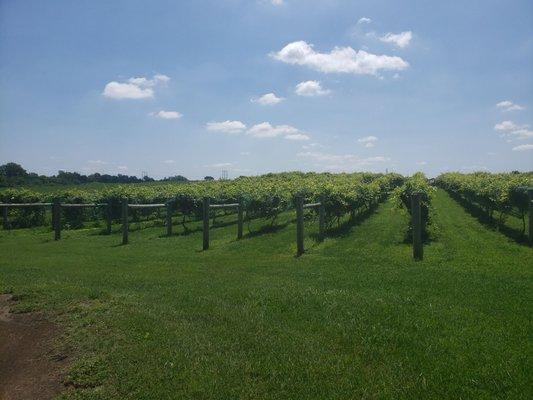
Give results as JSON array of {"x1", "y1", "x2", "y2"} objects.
[
  {"x1": 247, "y1": 122, "x2": 309, "y2": 140},
  {"x1": 206, "y1": 120, "x2": 247, "y2": 134},
  {"x1": 494, "y1": 120, "x2": 533, "y2": 140},
  {"x1": 102, "y1": 74, "x2": 170, "y2": 99},
  {"x1": 295, "y1": 80, "x2": 330, "y2": 96},
  {"x1": 251, "y1": 93, "x2": 284, "y2": 105},
  {"x1": 496, "y1": 100, "x2": 525, "y2": 112},
  {"x1": 357, "y1": 135, "x2": 378, "y2": 148},
  {"x1": 357, "y1": 17, "x2": 372, "y2": 24},
  {"x1": 272, "y1": 41, "x2": 408, "y2": 75},
  {"x1": 512, "y1": 144, "x2": 533, "y2": 151},
  {"x1": 379, "y1": 31, "x2": 413, "y2": 48},
  {"x1": 151, "y1": 110, "x2": 182, "y2": 119}
]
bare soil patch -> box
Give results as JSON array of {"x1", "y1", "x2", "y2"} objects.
[{"x1": 0, "y1": 294, "x2": 68, "y2": 400}]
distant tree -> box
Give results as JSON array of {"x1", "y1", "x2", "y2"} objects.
[
  {"x1": 0, "y1": 162, "x2": 28, "y2": 186},
  {"x1": 204, "y1": 176, "x2": 214, "y2": 181},
  {"x1": 161, "y1": 175, "x2": 188, "y2": 182}
]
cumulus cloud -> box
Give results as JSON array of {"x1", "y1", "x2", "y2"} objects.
[
  {"x1": 151, "y1": 110, "x2": 182, "y2": 119},
  {"x1": 379, "y1": 31, "x2": 413, "y2": 48},
  {"x1": 271, "y1": 41, "x2": 409, "y2": 75},
  {"x1": 295, "y1": 80, "x2": 330, "y2": 96},
  {"x1": 117, "y1": 165, "x2": 128, "y2": 171},
  {"x1": 251, "y1": 93, "x2": 284, "y2": 105},
  {"x1": 357, "y1": 135, "x2": 378, "y2": 148},
  {"x1": 271, "y1": 0, "x2": 284, "y2": 5},
  {"x1": 357, "y1": 17, "x2": 372, "y2": 24},
  {"x1": 247, "y1": 122, "x2": 309, "y2": 140},
  {"x1": 206, "y1": 120, "x2": 247, "y2": 134},
  {"x1": 496, "y1": 100, "x2": 525, "y2": 112},
  {"x1": 163, "y1": 160, "x2": 175, "y2": 164},
  {"x1": 512, "y1": 144, "x2": 533, "y2": 151},
  {"x1": 494, "y1": 120, "x2": 533, "y2": 140},
  {"x1": 103, "y1": 74, "x2": 170, "y2": 99},
  {"x1": 285, "y1": 133, "x2": 310, "y2": 141}
]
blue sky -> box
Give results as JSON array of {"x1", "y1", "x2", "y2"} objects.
[{"x1": 1, "y1": 0, "x2": 532, "y2": 179}]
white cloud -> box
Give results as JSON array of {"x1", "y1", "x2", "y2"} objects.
[
  {"x1": 496, "y1": 100, "x2": 525, "y2": 112},
  {"x1": 151, "y1": 110, "x2": 182, "y2": 119},
  {"x1": 357, "y1": 17, "x2": 372, "y2": 24},
  {"x1": 295, "y1": 80, "x2": 331, "y2": 97},
  {"x1": 271, "y1": 41, "x2": 409, "y2": 75},
  {"x1": 240, "y1": 152, "x2": 251, "y2": 156},
  {"x1": 163, "y1": 160, "x2": 175, "y2": 164},
  {"x1": 417, "y1": 161, "x2": 427, "y2": 165},
  {"x1": 117, "y1": 165, "x2": 128, "y2": 171},
  {"x1": 206, "y1": 120, "x2": 247, "y2": 134},
  {"x1": 512, "y1": 144, "x2": 533, "y2": 151},
  {"x1": 247, "y1": 122, "x2": 309, "y2": 140},
  {"x1": 494, "y1": 120, "x2": 533, "y2": 140},
  {"x1": 379, "y1": 31, "x2": 413, "y2": 48},
  {"x1": 271, "y1": 0, "x2": 284, "y2": 5},
  {"x1": 357, "y1": 136, "x2": 378, "y2": 148},
  {"x1": 103, "y1": 74, "x2": 170, "y2": 99},
  {"x1": 88, "y1": 160, "x2": 108, "y2": 165},
  {"x1": 251, "y1": 92, "x2": 284, "y2": 105},
  {"x1": 285, "y1": 133, "x2": 310, "y2": 141},
  {"x1": 103, "y1": 82, "x2": 154, "y2": 99}
]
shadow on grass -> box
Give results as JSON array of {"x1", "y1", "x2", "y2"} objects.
[
  {"x1": 445, "y1": 189, "x2": 528, "y2": 245},
  {"x1": 321, "y1": 205, "x2": 380, "y2": 239},
  {"x1": 243, "y1": 221, "x2": 290, "y2": 239}
]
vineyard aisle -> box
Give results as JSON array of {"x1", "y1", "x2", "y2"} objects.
[{"x1": 0, "y1": 190, "x2": 531, "y2": 399}]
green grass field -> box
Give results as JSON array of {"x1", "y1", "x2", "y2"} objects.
[{"x1": 1, "y1": 189, "x2": 531, "y2": 399}]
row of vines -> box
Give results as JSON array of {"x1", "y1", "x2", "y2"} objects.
[
  {"x1": 0, "y1": 172, "x2": 404, "y2": 230},
  {"x1": 435, "y1": 172, "x2": 532, "y2": 234}
]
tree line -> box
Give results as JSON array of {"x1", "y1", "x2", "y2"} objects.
[{"x1": 0, "y1": 162, "x2": 190, "y2": 187}]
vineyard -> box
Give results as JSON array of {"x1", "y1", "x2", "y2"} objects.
[{"x1": 1, "y1": 171, "x2": 532, "y2": 400}]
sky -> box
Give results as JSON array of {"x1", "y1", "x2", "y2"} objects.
[{"x1": 0, "y1": 0, "x2": 532, "y2": 179}]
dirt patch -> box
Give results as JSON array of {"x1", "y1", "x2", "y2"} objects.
[{"x1": 0, "y1": 294, "x2": 68, "y2": 400}]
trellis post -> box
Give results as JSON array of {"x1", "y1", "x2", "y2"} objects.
[
  {"x1": 106, "y1": 201, "x2": 112, "y2": 234},
  {"x1": 166, "y1": 201, "x2": 173, "y2": 237},
  {"x1": 2, "y1": 206, "x2": 8, "y2": 230},
  {"x1": 237, "y1": 199, "x2": 244, "y2": 240},
  {"x1": 296, "y1": 196, "x2": 304, "y2": 256},
  {"x1": 527, "y1": 187, "x2": 533, "y2": 246},
  {"x1": 53, "y1": 198, "x2": 61, "y2": 240},
  {"x1": 411, "y1": 193, "x2": 423, "y2": 260},
  {"x1": 203, "y1": 197, "x2": 210, "y2": 250},
  {"x1": 318, "y1": 196, "x2": 325, "y2": 242},
  {"x1": 121, "y1": 199, "x2": 128, "y2": 245}
]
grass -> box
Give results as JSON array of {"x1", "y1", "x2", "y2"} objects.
[{"x1": 0, "y1": 189, "x2": 531, "y2": 399}]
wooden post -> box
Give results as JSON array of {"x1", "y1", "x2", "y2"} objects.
[
  {"x1": 106, "y1": 201, "x2": 112, "y2": 234},
  {"x1": 411, "y1": 193, "x2": 423, "y2": 260},
  {"x1": 122, "y1": 199, "x2": 128, "y2": 245},
  {"x1": 166, "y1": 202, "x2": 172, "y2": 236},
  {"x1": 296, "y1": 196, "x2": 304, "y2": 256},
  {"x1": 237, "y1": 199, "x2": 243, "y2": 239},
  {"x1": 203, "y1": 197, "x2": 210, "y2": 250},
  {"x1": 2, "y1": 206, "x2": 8, "y2": 230},
  {"x1": 318, "y1": 196, "x2": 325, "y2": 242},
  {"x1": 528, "y1": 188, "x2": 533, "y2": 246},
  {"x1": 53, "y1": 198, "x2": 61, "y2": 241}
]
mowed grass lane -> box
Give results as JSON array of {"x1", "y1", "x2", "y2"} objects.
[{"x1": 0, "y1": 189, "x2": 531, "y2": 399}]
